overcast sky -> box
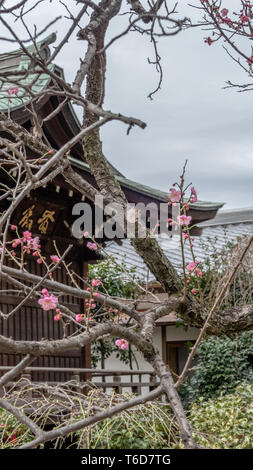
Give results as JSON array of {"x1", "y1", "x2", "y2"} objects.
[{"x1": 2, "y1": 0, "x2": 253, "y2": 209}]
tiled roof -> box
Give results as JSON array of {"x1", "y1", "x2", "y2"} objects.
[
  {"x1": 104, "y1": 208, "x2": 253, "y2": 281},
  {"x1": 199, "y1": 207, "x2": 253, "y2": 226}
]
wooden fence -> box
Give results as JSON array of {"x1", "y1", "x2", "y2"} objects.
[{"x1": 0, "y1": 366, "x2": 159, "y2": 395}]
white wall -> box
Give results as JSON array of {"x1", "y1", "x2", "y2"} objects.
[
  {"x1": 166, "y1": 324, "x2": 199, "y2": 342},
  {"x1": 93, "y1": 324, "x2": 199, "y2": 394}
]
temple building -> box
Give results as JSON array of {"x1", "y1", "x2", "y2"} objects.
[{"x1": 0, "y1": 34, "x2": 224, "y2": 388}]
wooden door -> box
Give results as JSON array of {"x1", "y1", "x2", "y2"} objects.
[{"x1": 166, "y1": 341, "x2": 192, "y2": 380}]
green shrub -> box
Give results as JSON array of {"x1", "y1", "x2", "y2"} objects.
[
  {"x1": 190, "y1": 383, "x2": 253, "y2": 449},
  {"x1": 179, "y1": 331, "x2": 253, "y2": 406}
]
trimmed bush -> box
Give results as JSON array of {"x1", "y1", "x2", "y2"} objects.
[
  {"x1": 190, "y1": 383, "x2": 253, "y2": 449},
  {"x1": 179, "y1": 331, "x2": 253, "y2": 406}
]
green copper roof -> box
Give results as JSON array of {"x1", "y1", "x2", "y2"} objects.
[{"x1": 0, "y1": 33, "x2": 56, "y2": 112}]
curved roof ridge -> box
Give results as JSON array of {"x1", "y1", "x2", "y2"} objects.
[
  {"x1": 198, "y1": 207, "x2": 253, "y2": 227},
  {"x1": 0, "y1": 32, "x2": 57, "y2": 60}
]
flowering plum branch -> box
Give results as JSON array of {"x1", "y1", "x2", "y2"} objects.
[{"x1": 195, "y1": 0, "x2": 253, "y2": 90}]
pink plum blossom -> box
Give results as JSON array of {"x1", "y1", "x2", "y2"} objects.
[
  {"x1": 26, "y1": 236, "x2": 40, "y2": 251},
  {"x1": 221, "y1": 8, "x2": 229, "y2": 17},
  {"x1": 169, "y1": 187, "x2": 181, "y2": 203},
  {"x1": 115, "y1": 339, "x2": 129, "y2": 350},
  {"x1": 50, "y1": 255, "x2": 60, "y2": 264},
  {"x1": 178, "y1": 215, "x2": 192, "y2": 226},
  {"x1": 23, "y1": 231, "x2": 32, "y2": 241},
  {"x1": 87, "y1": 242, "x2": 98, "y2": 251},
  {"x1": 186, "y1": 262, "x2": 196, "y2": 274},
  {"x1": 38, "y1": 289, "x2": 58, "y2": 311},
  {"x1": 7, "y1": 85, "x2": 19, "y2": 95},
  {"x1": 75, "y1": 314, "x2": 84, "y2": 322},
  {"x1": 186, "y1": 262, "x2": 202, "y2": 278}
]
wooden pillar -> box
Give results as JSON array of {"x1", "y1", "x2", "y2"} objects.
[
  {"x1": 113, "y1": 373, "x2": 122, "y2": 394},
  {"x1": 132, "y1": 374, "x2": 141, "y2": 395},
  {"x1": 149, "y1": 372, "x2": 157, "y2": 392},
  {"x1": 71, "y1": 373, "x2": 81, "y2": 394}
]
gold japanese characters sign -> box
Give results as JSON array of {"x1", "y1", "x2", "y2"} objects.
[
  {"x1": 37, "y1": 210, "x2": 55, "y2": 234},
  {"x1": 18, "y1": 205, "x2": 35, "y2": 231},
  {"x1": 15, "y1": 200, "x2": 58, "y2": 235}
]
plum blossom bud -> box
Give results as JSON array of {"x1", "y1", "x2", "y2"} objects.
[
  {"x1": 190, "y1": 186, "x2": 198, "y2": 203},
  {"x1": 91, "y1": 279, "x2": 102, "y2": 287}
]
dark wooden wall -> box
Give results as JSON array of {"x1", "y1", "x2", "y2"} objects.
[{"x1": 0, "y1": 256, "x2": 90, "y2": 383}]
